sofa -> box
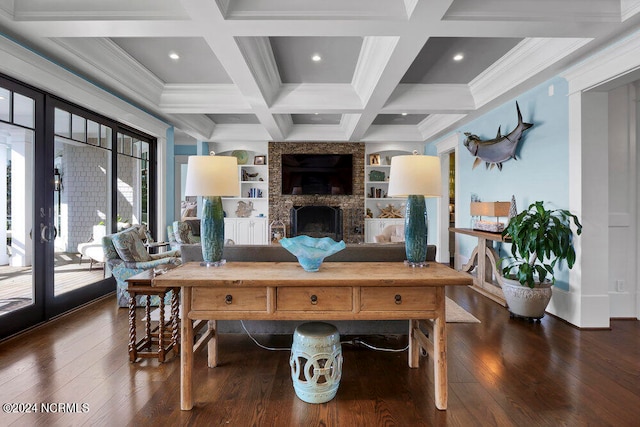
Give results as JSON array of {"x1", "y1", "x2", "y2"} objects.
[{"x1": 180, "y1": 242, "x2": 436, "y2": 334}]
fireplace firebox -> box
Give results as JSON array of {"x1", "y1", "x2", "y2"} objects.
[{"x1": 290, "y1": 206, "x2": 343, "y2": 241}]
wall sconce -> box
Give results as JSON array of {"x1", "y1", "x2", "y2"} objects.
[{"x1": 54, "y1": 168, "x2": 62, "y2": 192}]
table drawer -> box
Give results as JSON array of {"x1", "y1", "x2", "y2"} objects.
[
  {"x1": 192, "y1": 287, "x2": 267, "y2": 311},
  {"x1": 277, "y1": 287, "x2": 352, "y2": 311},
  {"x1": 360, "y1": 287, "x2": 437, "y2": 311}
]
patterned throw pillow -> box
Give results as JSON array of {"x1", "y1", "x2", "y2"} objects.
[{"x1": 111, "y1": 227, "x2": 152, "y2": 262}]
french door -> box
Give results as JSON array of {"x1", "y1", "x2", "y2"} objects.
[{"x1": 0, "y1": 75, "x2": 156, "y2": 339}]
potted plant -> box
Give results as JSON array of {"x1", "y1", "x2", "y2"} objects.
[{"x1": 499, "y1": 201, "x2": 582, "y2": 320}]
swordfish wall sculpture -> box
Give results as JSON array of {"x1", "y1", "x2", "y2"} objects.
[{"x1": 463, "y1": 102, "x2": 533, "y2": 170}]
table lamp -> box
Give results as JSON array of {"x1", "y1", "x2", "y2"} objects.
[
  {"x1": 388, "y1": 152, "x2": 441, "y2": 267},
  {"x1": 184, "y1": 155, "x2": 239, "y2": 266},
  {"x1": 470, "y1": 201, "x2": 510, "y2": 233}
]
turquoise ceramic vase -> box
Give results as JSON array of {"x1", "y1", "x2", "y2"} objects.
[
  {"x1": 404, "y1": 194, "x2": 428, "y2": 266},
  {"x1": 201, "y1": 196, "x2": 225, "y2": 266}
]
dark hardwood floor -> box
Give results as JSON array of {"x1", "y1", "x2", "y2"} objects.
[{"x1": 0, "y1": 285, "x2": 638, "y2": 426}]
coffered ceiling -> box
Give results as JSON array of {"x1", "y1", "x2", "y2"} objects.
[{"x1": 1, "y1": 0, "x2": 639, "y2": 145}]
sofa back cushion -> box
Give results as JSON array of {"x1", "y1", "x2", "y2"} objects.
[{"x1": 111, "y1": 227, "x2": 152, "y2": 262}]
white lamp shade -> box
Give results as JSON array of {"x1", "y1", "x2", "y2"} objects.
[
  {"x1": 387, "y1": 155, "x2": 442, "y2": 197},
  {"x1": 184, "y1": 155, "x2": 240, "y2": 197}
]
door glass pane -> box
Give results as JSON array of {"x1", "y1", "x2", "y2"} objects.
[
  {"x1": 71, "y1": 114, "x2": 86, "y2": 142},
  {"x1": 53, "y1": 134, "x2": 110, "y2": 296},
  {"x1": 0, "y1": 122, "x2": 35, "y2": 316},
  {"x1": 0, "y1": 89, "x2": 10, "y2": 122},
  {"x1": 116, "y1": 134, "x2": 150, "y2": 230},
  {"x1": 13, "y1": 94, "x2": 34, "y2": 128},
  {"x1": 54, "y1": 108, "x2": 70, "y2": 138}
]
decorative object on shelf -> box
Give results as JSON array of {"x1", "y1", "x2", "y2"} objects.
[
  {"x1": 365, "y1": 208, "x2": 373, "y2": 218},
  {"x1": 248, "y1": 188, "x2": 263, "y2": 198},
  {"x1": 463, "y1": 102, "x2": 533, "y2": 171},
  {"x1": 470, "y1": 201, "x2": 510, "y2": 233},
  {"x1": 184, "y1": 154, "x2": 239, "y2": 267},
  {"x1": 509, "y1": 195, "x2": 517, "y2": 219},
  {"x1": 368, "y1": 170, "x2": 385, "y2": 182},
  {"x1": 377, "y1": 203, "x2": 404, "y2": 218},
  {"x1": 231, "y1": 149, "x2": 249, "y2": 165},
  {"x1": 499, "y1": 201, "x2": 582, "y2": 320},
  {"x1": 388, "y1": 152, "x2": 441, "y2": 267},
  {"x1": 290, "y1": 322, "x2": 342, "y2": 403},
  {"x1": 279, "y1": 235, "x2": 346, "y2": 272},
  {"x1": 254, "y1": 155, "x2": 266, "y2": 165},
  {"x1": 235, "y1": 200, "x2": 255, "y2": 218},
  {"x1": 369, "y1": 153, "x2": 381, "y2": 165},
  {"x1": 241, "y1": 169, "x2": 259, "y2": 181},
  {"x1": 269, "y1": 219, "x2": 286, "y2": 244}
]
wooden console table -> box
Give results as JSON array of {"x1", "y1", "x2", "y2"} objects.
[
  {"x1": 449, "y1": 227, "x2": 509, "y2": 306},
  {"x1": 152, "y1": 261, "x2": 472, "y2": 411}
]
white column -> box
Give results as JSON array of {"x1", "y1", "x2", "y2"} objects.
[{"x1": 10, "y1": 129, "x2": 33, "y2": 267}]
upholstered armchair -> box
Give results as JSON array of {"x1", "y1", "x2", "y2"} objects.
[
  {"x1": 374, "y1": 224, "x2": 405, "y2": 243},
  {"x1": 167, "y1": 219, "x2": 201, "y2": 251},
  {"x1": 103, "y1": 225, "x2": 181, "y2": 307}
]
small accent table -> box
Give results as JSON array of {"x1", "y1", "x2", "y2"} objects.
[
  {"x1": 126, "y1": 268, "x2": 180, "y2": 362},
  {"x1": 449, "y1": 227, "x2": 509, "y2": 306}
]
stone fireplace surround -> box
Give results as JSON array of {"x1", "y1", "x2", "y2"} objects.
[{"x1": 268, "y1": 142, "x2": 365, "y2": 243}]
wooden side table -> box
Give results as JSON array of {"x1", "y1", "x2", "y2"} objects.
[
  {"x1": 126, "y1": 268, "x2": 180, "y2": 362},
  {"x1": 449, "y1": 227, "x2": 509, "y2": 306}
]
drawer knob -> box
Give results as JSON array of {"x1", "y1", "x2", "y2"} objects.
[
  {"x1": 310, "y1": 294, "x2": 318, "y2": 305},
  {"x1": 395, "y1": 294, "x2": 402, "y2": 305},
  {"x1": 225, "y1": 294, "x2": 233, "y2": 304}
]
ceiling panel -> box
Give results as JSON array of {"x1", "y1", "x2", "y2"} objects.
[
  {"x1": 401, "y1": 37, "x2": 522, "y2": 84},
  {"x1": 207, "y1": 114, "x2": 261, "y2": 124},
  {"x1": 112, "y1": 37, "x2": 232, "y2": 84},
  {"x1": 292, "y1": 114, "x2": 342, "y2": 125},
  {"x1": 270, "y1": 37, "x2": 363, "y2": 84},
  {"x1": 372, "y1": 114, "x2": 428, "y2": 125}
]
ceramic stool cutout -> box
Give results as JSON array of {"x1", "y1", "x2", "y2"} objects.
[{"x1": 290, "y1": 322, "x2": 342, "y2": 403}]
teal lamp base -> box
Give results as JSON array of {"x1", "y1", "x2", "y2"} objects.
[
  {"x1": 200, "y1": 196, "x2": 226, "y2": 267},
  {"x1": 404, "y1": 195, "x2": 429, "y2": 267}
]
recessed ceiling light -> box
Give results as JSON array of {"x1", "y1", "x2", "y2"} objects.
[
  {"x1": 314, "y1": 113, "x2": 319, "y2": 115},
  {"x1": 453, "y1": 53, "x2": 464, "y2": 61},
  {"x1": 401, "y1": 113, "x2": 408, "y2": 116},
  {"x1": 169, "y1": 52, "x2": 180, "y2": 60},
  {"x1": 311, "y1": 54, "x2": 322, "y2": 62}
]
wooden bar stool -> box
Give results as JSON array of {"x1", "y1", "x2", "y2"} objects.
[{"x1": 126, "y1": 269, "x2": 180, "y2": 363}]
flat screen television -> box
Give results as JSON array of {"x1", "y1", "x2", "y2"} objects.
[{"x1": 281, "y1": 154, "x2": 353, "y2": 195}]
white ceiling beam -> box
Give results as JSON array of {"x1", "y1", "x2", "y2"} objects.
[
  {"x1": 384, "y1": 84, "x2": 476, "y2": 114},
  {"x1": 270, "y1": 84, "x2": 363, "y2": 113}
]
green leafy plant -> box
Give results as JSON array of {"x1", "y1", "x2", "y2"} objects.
[{"x1": 500, "y1": 201, "x2": 582, "y2": 288}]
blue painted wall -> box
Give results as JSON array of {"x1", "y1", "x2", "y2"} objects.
[{"x1": 429, "y1": 77, "x2": 572, "y2": 288}]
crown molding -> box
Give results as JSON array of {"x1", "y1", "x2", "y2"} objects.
[
  {"x1": 361, "y1": 124, "x2": 423, "y2": 142},
  {"x1": 418, "y1": 113, "x2": 467, "y2": 141},
  {"x1": 0, "y1": 35, "x2": 168, "y2": 137},
  {"x1": 470, "y1": 37, "x2": 591, "y2": 108},
  {"x1": 51, "y1": 37, "x2": 164, "y2": 106},
  {"x1": 235, "y1": 36, "x2": 281, "y2": 105},
  {"x1": 160, "y1": 84, "x2": 250, "y2": 113},
  {"x1": 384, "y1": 84, "x2": 475, "y2": 113},
  {"x1": 352, "y1": 37, "x2": 399, "y2": 104},
  {"x1": 562, "y1": 29, "x2": 640, "y2": 93},
  {"x1": 271, "y1": 84, "x2": 363, "y2": 112},
  {"x1": 210, "y1": 124, "x2": 272, "y2": 141},
  {"x1": 621, "y1": 0, "x2": 640, "y2": 21}
]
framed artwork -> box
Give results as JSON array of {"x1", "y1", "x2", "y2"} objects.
[
  {"x1": 369, "y1": 153, "x2": 381, "y2": 165},
  {"x1": 254, "y1": 155, "x2": 266, "y2": 165}
]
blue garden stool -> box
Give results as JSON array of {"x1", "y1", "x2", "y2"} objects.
[{"x1": 290, "y1": 322, "x2": 343, "y2": 403}]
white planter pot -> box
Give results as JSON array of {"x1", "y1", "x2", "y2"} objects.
[{"x1": 502, "y1": 278, "x2": 552, "y2": 320}]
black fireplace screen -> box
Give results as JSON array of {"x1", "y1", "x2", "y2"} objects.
[{"x1": 290, "y1": 206, "x2": 343, "y2": 241}]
